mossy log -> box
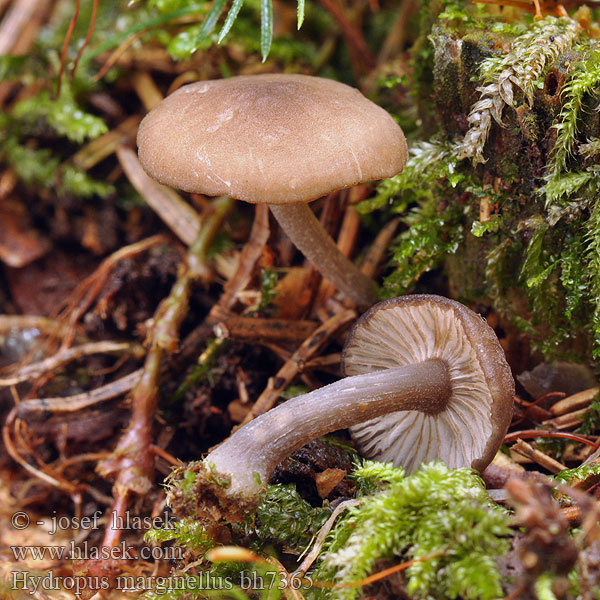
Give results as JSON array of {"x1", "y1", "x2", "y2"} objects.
[{"x1": 382, "y1": 5, "x2": 600, "y2": 362}]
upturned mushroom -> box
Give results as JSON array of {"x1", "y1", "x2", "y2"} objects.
[
  {"x1": 169, "y1": 295, "x2": 514, "y2": 522},
  {"x1": 136, "y1": 74, "x2": 408, "y2": 308}
]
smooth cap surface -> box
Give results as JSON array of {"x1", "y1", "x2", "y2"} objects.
[
  {"x1": 137, "y1": 74, "x2": 408, "y2": 204},
  {"x1": 342, "y1": 295, "x2": 514, "y2": 473}
]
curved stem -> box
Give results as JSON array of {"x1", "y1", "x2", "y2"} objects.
[
  {"x1": 205, "y1": 358, "x2": 450, "y2": 500},
  {"x1": 270, "y1": 204, "x2": 377, "y2": 308}
]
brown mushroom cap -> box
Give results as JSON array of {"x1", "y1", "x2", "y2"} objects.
[
  {"x1": 136, "y1": 74, "x2": 407, "y2": 204},
  {"x1": 342, "y1": 295, "x2": 514, "y2": 473}
]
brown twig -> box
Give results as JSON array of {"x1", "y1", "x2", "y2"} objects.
[
  {"x1": 550, "y1": 386, "x2": 599, "y2": 416},
  {"x1": 542, "y1": 408, "x2": 588, "y2": 430},
  {"x1": 209, "y1": 204, "x2": 270, "y2": 314},
  {"x1": 504, "y1": 429, "x2": 599, "y2": 449},
  {"x1": 72, "y1": 115, "x2": 141, "y2": 171},
  {"x1": 0, "y1": 340, "x2": 143, "y2": 386},
  {"x1": 96, "y1": 195, "x2": 233, "y2": 554},
  {"x1": 93, "y1": 30, "x2": 145, "y2": 83},
  {"x1": 70, "y1": 0, "x2": 98, "y2": 77},
  {"x1": 55, "y1": 0, "x2": 80, "y2": 98},
  {"x1": 361, "y1": 217, "x2": 399, "y2": 279},
  {"x1": 510, "y1": 439, "x2": 566, "y2": 473},
  {"x1": 377, "y1": 0, "x2": 417, "y2": 64},
  {"x1": 317, "y1": 0, "x2": 376, "y2": 75},
  {"x1": 239, "y1": 308, "x2": 357, "y2": 425},
  {"x1": 210, "y1": 306, "x2": 319, "y2": 344}
]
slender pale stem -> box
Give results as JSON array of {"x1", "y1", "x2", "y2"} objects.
[
  {"x1": 204, "y1": 358, "x2": 450, "y2": 500},
  {"x1": 269, "y1": 203, "x2": 377, "y2": 308}
]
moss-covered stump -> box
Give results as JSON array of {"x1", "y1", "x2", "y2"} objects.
[{"x1": 370, "y1": 2, "x2": 600, "y2": 362}]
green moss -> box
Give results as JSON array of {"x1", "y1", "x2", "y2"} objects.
[
  {"x1": 240, "y1": 484, "x2": 332, "y2": 553},
  {"x1": 313, "y1": 461, "x2": 510, "y2": 600},
  {"x1": 555, "y1": 460, "x2": 600, "y2": 484},
  {"x1": 368, "y1": 6, "x2": 600, "y2": 361},
  {"x1": 145, "y1": 517, "x2": 215, "y2": 553}
]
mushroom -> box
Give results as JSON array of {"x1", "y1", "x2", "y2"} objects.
[
  {"x1": 344, "y1": 294, "x2": 515, "y2": 473},
  {"x1": 169, "y1": 295, "x2": 514, "y2": 522},
  {"x1": 136, "y1": 74, "x2": 408, "y2": 308}
]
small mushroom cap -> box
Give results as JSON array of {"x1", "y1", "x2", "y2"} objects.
[
  {"x1": 342, "y1": 295, "x2": 514, "y2": 473},
  {"x1": 137, "y1": 74, "x2": 407, "y2": 204}
]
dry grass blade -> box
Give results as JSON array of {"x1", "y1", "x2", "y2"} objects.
[
  {"x1": 117, "y1": 146, "x2": 202, "y2": 245},
  {"x1": 0, "y1": 0, "x2": 43, "y2": 54},
  {"x1": 72, "y1": 115, "x2": 141, "y2": 170},
  {"x1": 209, "y1": 204, "x2": 270, "y2": 313},
  {"x1": 550, "y1": 386, "x2": 599, "y2": 416}
]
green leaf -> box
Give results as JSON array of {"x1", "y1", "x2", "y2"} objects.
[
  {"x1": 218, "y1": 0, "x2": 245, "y2": 43},
  {"x1": 520, "y1": 222, "x2": 551, "y2": 287},
  {"x1": 297, "y1": 0, "x2": 305, "y2": 29},
  {"x1": 471, "y1": 215, "x2": 503, "y2": 237},
  {"x1": 197, "y1": 0, "x2": 228, "y2": 42},
  {"x1": 0, "y1": 55, "x2": 27, "y2": 81},
  {"x1": 260, "y1": 0, "x2": 273, "y2": 61},
  {"x1": 81, "y1": 6, "x2": 202, "y2": 65}
]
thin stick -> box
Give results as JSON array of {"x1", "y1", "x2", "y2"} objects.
[
  {"x1": 510, "y1": 439, "x2": 566, "y2": 474},
  {"x1": 3, "y1": 408, "x2": 65, "y2": 489},
  {"x1": 0, "y1": 340, "x2": 142, "y2": 386},
  {"x1": 294, "y1": 499, "x2": 362, "y2": 576},
  {"x1": 209, "y1": 204, "x2": 270, "y2": 313},
  {"x1": 93, "y1": 30, "x2": 144, "y2": 82},
  {"x1": 55, "y1": 0, "x2": 80, "y2": 98},
  {"x1": 317, "y1": 0, "x2": 375, "y2": 73},
  {"x1": 71, "y1": 0, "x2": 98, "y2": 77},
  {"x1": 504, "y1": 429, "x2": 599, "y2": 449},
  {"x1": 240, "y1": 308, "x2": 357, "y2": 425},
  {"x1": 550, "y1": 386, "x2": 599, "y2": 416},
  {"x1": 16, "y1": 369, "x2": 142, "y2": 417},
  {"x1": 117, "y1": 146, "x2": 202, "y2": 245},
  {"x1": 361, "y1": 217, "x2": 399, "y2": 279},
  {"x1": 97, "y1": 196, "x2": 233, "y2": 549}
]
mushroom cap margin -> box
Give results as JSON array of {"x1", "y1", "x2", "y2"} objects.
[
  {"x1": 136, "y1": 74, "x2": 408, "y2": 204},
  {"x1": 342, "y1": 294, "x2": 514, "y2": 473}
]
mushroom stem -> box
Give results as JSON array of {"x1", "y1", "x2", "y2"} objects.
[
  {"x1": 198, "y1": 358, "x2": 450, "y2": 517},
  {"x1": 269, "y1": 203, "x2": 377, "y2": 308}
]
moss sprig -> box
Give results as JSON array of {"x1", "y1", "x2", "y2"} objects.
[
  {"x1": 240, "y1": 484, "x2": 332, "y2": 553},
  {"x1": 545, "y1": 47, "x2": 600, "y2": 185},
  {"x1": 314, "y1": 461, "x2": 510, "y2": 600},
  {"x1": 586, "y1": 200, "x2": 600, "y2": 356},
  {"x1": 459, "y1": 17, "x2": 580, "y2": 163}
]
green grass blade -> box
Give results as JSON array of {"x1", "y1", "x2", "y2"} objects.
[
  {"x1": 81, "y1": 6, "x2": 201, "y2": 65},
  {"x1": 197, "y1": 0, "x2": 228, "y2": 41},
  {"x1": 218, "y1": 0, "x2": 244, "y2": 44},
  {"x1": 297, "y1": 0, "x2": 305, "y2": 29},
  {"x1": 260, "y1": 0, "x2": 273, "y2": 61}
]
